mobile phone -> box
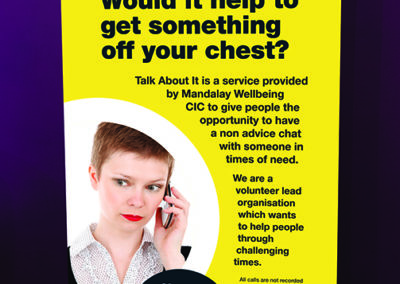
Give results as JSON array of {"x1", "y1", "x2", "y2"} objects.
[{"x1": 161, "y1": 183, "x2": 174, "y2": 228}]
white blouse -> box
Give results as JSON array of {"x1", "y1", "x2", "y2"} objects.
[{"x1": 70, "y1": 224, "x2": 163, "y2": 284}]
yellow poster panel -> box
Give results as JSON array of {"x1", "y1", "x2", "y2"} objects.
[{"x1": 62, "y1": 1, "x2": 340, "y2": 283}]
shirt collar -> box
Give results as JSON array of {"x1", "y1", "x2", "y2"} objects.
[{"x1": 70, "y1": 223, "x2": 153, "y2": 258}]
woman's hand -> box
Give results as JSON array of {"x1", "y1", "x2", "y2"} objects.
[{"x1": 153, "y1": 186, "x2": 189, "y2": 270}]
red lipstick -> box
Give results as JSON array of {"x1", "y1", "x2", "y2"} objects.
[{"x1": 121, "y1": 214, "x2": 143, "y2": 222}]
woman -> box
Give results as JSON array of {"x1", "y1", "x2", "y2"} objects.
[{"x1": 68, "y1": 122, "x2": 190, "y2": 283}]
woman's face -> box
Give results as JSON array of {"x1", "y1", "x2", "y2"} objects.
[{"x1": 89, "y1": 151, "x2": 168, "y2": 232}]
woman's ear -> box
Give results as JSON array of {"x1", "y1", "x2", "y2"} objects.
[{"x1": 89, "y1": 165, "x2": 99, "y2": 190}]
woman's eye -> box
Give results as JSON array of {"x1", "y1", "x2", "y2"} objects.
[
  {"x1": 147, "y1": 184, "x2": 161, "y2": 191},
  {"x1": 115, "y1": 179, "x2": 128, "y2": 187}
]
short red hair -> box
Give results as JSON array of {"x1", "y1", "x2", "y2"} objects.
[{"x1": 91, "y1": 122, "x2": 174, "y2": 180}]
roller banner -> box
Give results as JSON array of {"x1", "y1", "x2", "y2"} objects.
[{"x1": 62, "y1": 1, "x2": 341, "y2": 283}]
